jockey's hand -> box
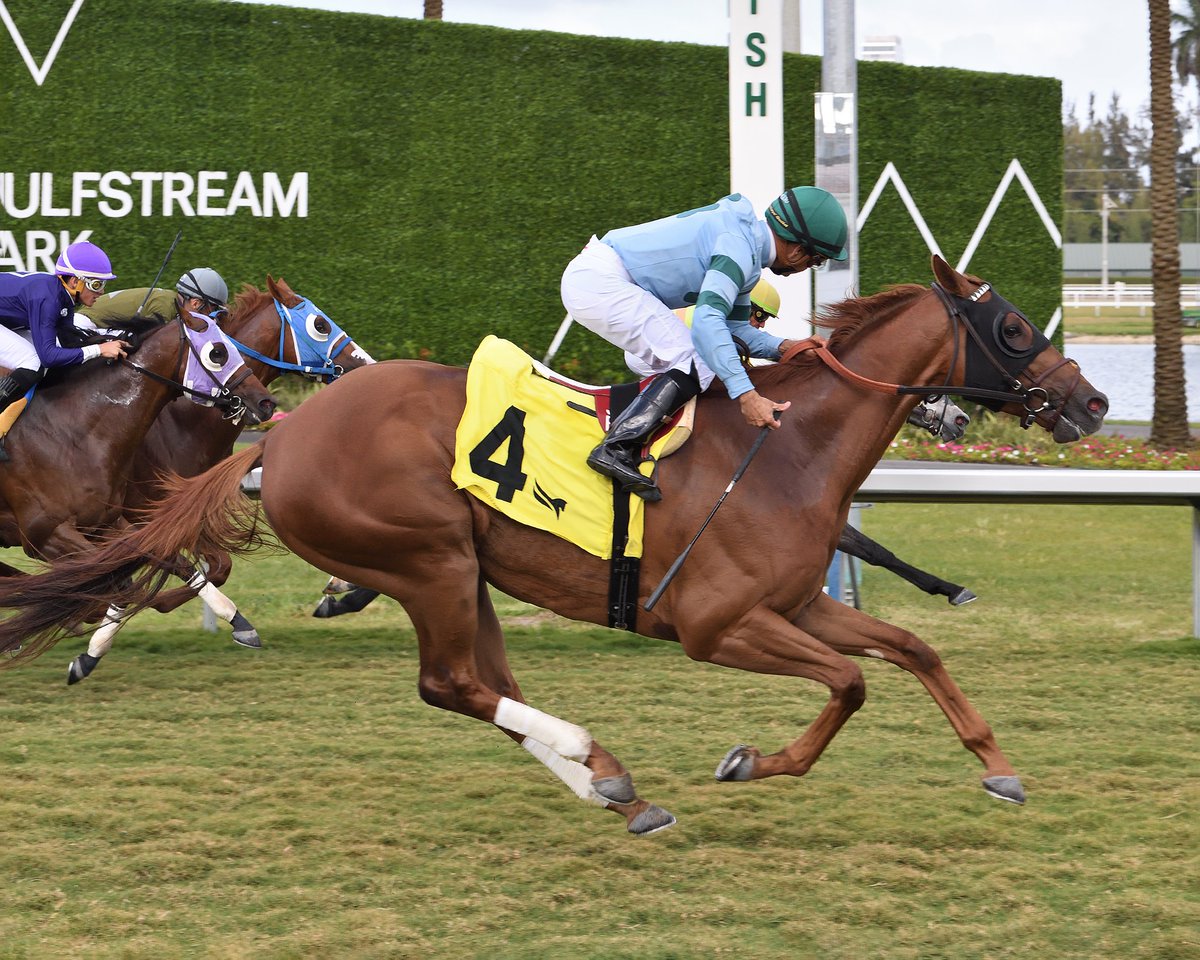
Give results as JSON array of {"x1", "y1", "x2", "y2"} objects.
[
  {"x1": 98, "y1": 340, "x2": 129, "y2": 361},
  {"x1": 738, "y1": 390, "x2": 789, "y2": 428}
]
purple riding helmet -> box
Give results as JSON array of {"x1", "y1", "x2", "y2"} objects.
[{"x1": 54, "y1": 241, "x2": 116, "y2": 280}]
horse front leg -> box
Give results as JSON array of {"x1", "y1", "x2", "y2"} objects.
[
  {"x1": 793, "y1": 592, "x2": 1024, "y2": 804},
  {"x1": 679, "y1": 605, "x2": 867, "y2": 783},
  {"x1": 150, "y1": 553, "x2": 261, "y2": 648}
]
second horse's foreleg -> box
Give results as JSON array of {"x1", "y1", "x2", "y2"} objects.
[{"x1": 794, "y1": 592, "x2": 1024, "y2": 803}]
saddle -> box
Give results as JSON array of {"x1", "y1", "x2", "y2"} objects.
[{"x1": 451, "y1": 336, "x2": 695, "y2": 562}]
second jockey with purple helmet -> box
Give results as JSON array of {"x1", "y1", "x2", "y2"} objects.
[{"x1": 0, "y1": 241, "x2": 130, "y2": 455}]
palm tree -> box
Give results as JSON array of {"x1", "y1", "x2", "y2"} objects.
[
  {"x1": 1149, "y1": 0, "x2": 1191, "y2": 447},
  {"x1": 1173, "y1": 0, "x2": 1200, "y2": 91}
]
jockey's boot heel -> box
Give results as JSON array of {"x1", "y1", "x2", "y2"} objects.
[{"x1": 586, "y1": 371, "x2": 697, "y2": 500}]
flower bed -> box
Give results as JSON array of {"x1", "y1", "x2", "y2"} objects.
[{"x1": 887, "y1": 427, "x2": 1200, "y2": 470}]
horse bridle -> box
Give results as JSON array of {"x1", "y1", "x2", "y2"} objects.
[
  {"x1": 781, "y1": 281, "x2": 1082, "y2": 429},
  {"x1": 226, "y1": 298, "x2": 349, "y2": 381},
  {"x1": 116, "y1": 315, "x2": 255, "y2": 420}
]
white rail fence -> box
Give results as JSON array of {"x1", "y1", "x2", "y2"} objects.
[{"x1": 1063, "y1": 283, "x2": 1200, "y2": 314}]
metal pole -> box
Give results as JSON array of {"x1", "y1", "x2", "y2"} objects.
[{"x1": 1100, "y1": 194, "x2": 1110, "y2": 290}]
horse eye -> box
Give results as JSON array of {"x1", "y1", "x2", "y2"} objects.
[
  {"x1": 305, "y1": 313, "x2": 331, "y2": 341},
  {"x1": 201, "y1": 342, "x2": 229, "y2": 372},
  {"x1": 1004, "y1": 323, "x2": 1022, "y2": 339}
]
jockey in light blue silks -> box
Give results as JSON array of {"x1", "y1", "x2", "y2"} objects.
[{"x1": 560, "y1": 186, "x2": 849, "y2": 501}]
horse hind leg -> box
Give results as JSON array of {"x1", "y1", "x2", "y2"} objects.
[
  {"x1": 184, "y1": 566, "x2": 261, "y2": 648},
  {"x1": 412, "y1": 575, "x2": 675, "y2": 836},
  {"x1": 68, "y1": 603, "x2": 128, "y2": 684},
  {"x1": 794, "y1": 592, "x2": 1025, "y2": 804}
]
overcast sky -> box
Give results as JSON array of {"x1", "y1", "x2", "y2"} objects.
[{"x1": 228, "y1": 0, "x2": 1162, "y2": 123}]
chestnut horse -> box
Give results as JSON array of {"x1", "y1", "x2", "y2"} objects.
[
  {"x1": 66, "y1": 277, "x2": 374, "y2": 683},
  {"x1": 310, "y1": 395, "x2": 976, "y2": 618},
  {"x1": 0, "y1": 257, "x2": 1107, "y2": 837}
]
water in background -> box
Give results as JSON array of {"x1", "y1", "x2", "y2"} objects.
[{"x1": 1064, "y1": 343, "x2": 1200, "y2": 422}]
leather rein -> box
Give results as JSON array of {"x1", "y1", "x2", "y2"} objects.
[{"x1": 778, "y1": 282, "x2": 1081, "y2": 429}]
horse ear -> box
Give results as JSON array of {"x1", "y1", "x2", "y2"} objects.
[
  {"x1": 930, "y1": 254, "x2": 967, "y2": 294},
  {"x1": 266, "y1": 275, "x2": 280, "y2": 298}
]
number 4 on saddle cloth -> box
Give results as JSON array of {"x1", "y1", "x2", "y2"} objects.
[{"x1": 452, "y1": 336, "x2": 694, "y2": 561}]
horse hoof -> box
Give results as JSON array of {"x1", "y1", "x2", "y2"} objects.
[
  {"x1": 982, "y1": 775, "x2": 1026, "y2": 805},
  {"x1": 593, "y1": 773, "x2": 636, "y2": 804},
  {"x1": 714, "y1": 744, "x2": 755, "y2": 782},
  {"x1": 949, "y1": 588, "x2": 977, "y2": 606},
  {"x1": 628, "y1": 804, "x2": 676, "y2": 836},
  {"x1": 66, "y1": 652, "x2": 100, "y2": 685},
  {"x1": 312, "y1": 596, "x2": 337, "y2": 618},
  {"x1": 230, "y1": 612, "x2": 261, "y2": 648}
]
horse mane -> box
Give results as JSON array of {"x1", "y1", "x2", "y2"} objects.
[
  {"x1": 230, "y1": 284, "x2": 273, "y2": 320},
  {"x1": 750, "y1": 283, "x2": 929, "y2": 391}
]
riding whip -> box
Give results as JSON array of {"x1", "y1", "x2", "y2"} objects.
[
  {"x1": 644, "y1": 411, "x2": 780, "y2": 611},
  {"x1": 134, "y1": 229, "x2": 183, "y2": 317}
]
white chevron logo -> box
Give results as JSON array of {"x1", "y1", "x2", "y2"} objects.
[
  {"x1": 858, "y1": 158, "x2": 1064, "y2": 336},
  {"x1": 0, "y1": 0, "x2": 85, "y2": 87}
]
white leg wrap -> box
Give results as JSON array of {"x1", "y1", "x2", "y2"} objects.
[
  {"x1": 197, "y1": 582, "x2": 237, "y2": 623},
  {"x1": 521, "y1": 737, "x2": 608, "y2": 807},
  {"x1": 87, "y1": 604, "x2": 126, "y2": 657},
  {"x1": 493, "y1": 697, "x2": 592, "y2": 763}
]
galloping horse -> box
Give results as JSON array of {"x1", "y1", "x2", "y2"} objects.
[
  {"x1": 308, "y1": 397, "x2": 976, "y2": 617},
  {"x1": 0, "y1": 312, "x2": 275, "y2": 661},
  {"x1": 65, "y1": 277, "x2": 374, "y2": 683},
  {"x1": 0, "y1": 258, "x2": 1107, "y2": 837}
]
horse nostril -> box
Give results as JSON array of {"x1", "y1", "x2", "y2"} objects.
[
  {"x1": 260, "y1": 399, "x2": 278, "y2": 420},
  {"x1": 1087, "y1": 396, "x2": 1107, "y2": 415}
]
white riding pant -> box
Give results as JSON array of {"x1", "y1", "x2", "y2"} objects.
[
  {"x1": 561, "y1": 236, "x2": 716, "y2": 389},
  {"x1": 0, "y1": 327, "x2": 43, "y2": 373}
]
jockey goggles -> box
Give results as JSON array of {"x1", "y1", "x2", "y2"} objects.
[{"x1": 78, "y1": 277, "x2": 107, "y2": 293}]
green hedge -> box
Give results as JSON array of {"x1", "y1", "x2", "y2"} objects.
[{"x1": 0, "y1": 1, "x2": 1060, "y2": 381}]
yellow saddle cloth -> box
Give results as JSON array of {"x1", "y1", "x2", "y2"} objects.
[{"x1": 452, "y1": 336, "x2": 691, "y2": 560}]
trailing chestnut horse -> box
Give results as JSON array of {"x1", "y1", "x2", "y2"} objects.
[
  {"x1": 66, "y1": 277, "x2": 374, "y2": 683},
  {"x1": 0, "y1": 257, "x2": 1107, "y2": 836}
]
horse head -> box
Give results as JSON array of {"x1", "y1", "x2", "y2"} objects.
[
  {"x1": 268, "y1": 275, "x2": 375, "y2": 378},
  {"x1": 178, "y1": 312, "x2": 277, "y2": 426},
  {"x1": 930, "y1": 256, "x2": 1107, "y2": 442}
]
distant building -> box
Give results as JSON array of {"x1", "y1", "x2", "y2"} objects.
[
  {"x1": 1064, "y1": 243, "x2": 1200, "y2": 279},
  {"x1": 861, "y1": 35, "x2": 903, "y2": 62}
]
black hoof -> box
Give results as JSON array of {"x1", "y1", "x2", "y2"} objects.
[
  {"x1": 67, "y1": 652, "x2": 101, "y2": 685},
  {"x1": 230, "y1": 611, "x2": 261, "y2": 648},
  {"x1": 949, "y1": 588, "x2": 978, "y2": 606},
  {"x1": 312, "y1": 596, "x2": 337, "y2": 618}
]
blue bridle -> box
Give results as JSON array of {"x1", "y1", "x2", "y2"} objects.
[{"x1": 228, "y1": 295, "x2": 352, "y2": 381}]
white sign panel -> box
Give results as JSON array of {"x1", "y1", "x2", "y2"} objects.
[{"x1": 728, "y1": 0, "x2": 810, "y2": 337}]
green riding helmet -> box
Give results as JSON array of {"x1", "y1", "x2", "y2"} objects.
[{"x1": 764, "y1": 186, "x2": 849, "y2": 261}]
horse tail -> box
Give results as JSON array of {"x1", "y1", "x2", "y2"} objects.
[{"x1": 0, "y1": 442, "x2": 269, "y2": 667}]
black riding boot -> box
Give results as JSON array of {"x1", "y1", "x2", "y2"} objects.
[
  {"x1": 587, "y1": 370, "x2": 699, "y2": 500},
  {"x1": 0, "y1": 369, "x2": 41, "y2": 463}
]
